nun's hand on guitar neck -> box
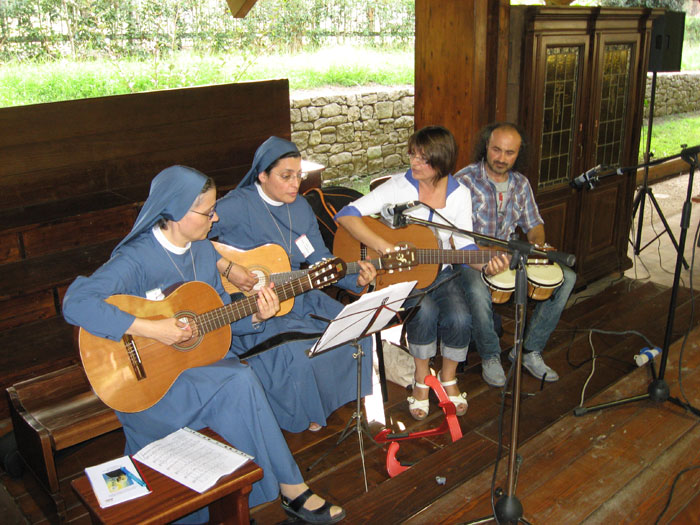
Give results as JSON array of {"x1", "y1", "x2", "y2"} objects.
[{"x1": 356, "y1": 259, "x2": 377, "y2": 287}]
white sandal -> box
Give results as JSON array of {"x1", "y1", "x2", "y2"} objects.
[
  {"x1": 407, "y1": 381, "x2": 430, "y2": 420},
  {"x1": 438, "y1": 374, "x2": 468, "y2": 416}
]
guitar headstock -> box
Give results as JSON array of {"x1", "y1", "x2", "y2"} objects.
[
  {"x1": 380, "y1": 246, "x2": 418, "y2": 272},
  {"x1": 308, "y1": 257, "x2": 347, "y2": 288}
]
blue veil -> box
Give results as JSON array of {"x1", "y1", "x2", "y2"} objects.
[
  {"x1": 238, "y1": 136, "x2": 300, "y2": 187},
  {"x1": 112, "y1": 165, "x2": 208, "y2": 255}
]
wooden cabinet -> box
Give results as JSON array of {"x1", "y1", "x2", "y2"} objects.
[{"x1": 512, "y1": 7, "x2": 660, "y2": 285}]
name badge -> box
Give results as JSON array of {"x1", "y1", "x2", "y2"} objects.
[
  {"x1": 145, "y1": 288, "x2": 165, "y2": 301},
  {"x1": 295, "y1": 234, "x2": 314, "y2": 258}
]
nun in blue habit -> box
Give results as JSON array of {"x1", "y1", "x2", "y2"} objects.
[
  {"x1": 210, "y1": 137, "x2": 377, "y2": 433},
  {"x1": 63, "y1": 165, "x2": 345, "y2": 524}
]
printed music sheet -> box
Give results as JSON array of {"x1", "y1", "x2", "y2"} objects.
[
  {"x1": 309, "y1": 280, "x2": 416, "y2": 356},
  {"x1": 133, "y1": 427, "x2": 253, "y2": 493}
]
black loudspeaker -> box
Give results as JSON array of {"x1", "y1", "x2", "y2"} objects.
[{"x1": 648, "y1": 11, "x2": 685, "y2": 73}]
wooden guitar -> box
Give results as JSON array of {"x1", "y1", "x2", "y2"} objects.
[
  {"x1": 333, "y1": 216, "x2": 563, "y2": 303},
  {"x1": 333, "y1": 216, "x2": 502, "y2": 290},
  {"x1": 212, "y1": 241, "x2": 295, "y2": 316},
  {"x1": 213, "y1": 239, "x2": 412, "y2": 306},
  {"x1": 78, "y1": 258, "x2": 346, "y2": 413}
]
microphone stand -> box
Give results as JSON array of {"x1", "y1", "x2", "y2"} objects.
[
  {"x1": 399, "y1": 213, "x2": 574, "y2": 524},
  {"x1": 573, "y1": 151, "x2": 690, "y2": 269},
  {"x1": 574, "y1": 145, "x2": 700, "y2": 418}
]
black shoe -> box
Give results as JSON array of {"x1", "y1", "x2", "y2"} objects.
[{"x1": 281, "y1": 488, "x2": 346, "y2": 524}]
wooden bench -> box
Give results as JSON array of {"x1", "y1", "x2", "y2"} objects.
[
  {"x1": 71, "y1": 428, "x2": 263, "y2": 525},
  {"x1": 0, "y1": 79, "x2": 292, "y2": 420},
  {"x1": 6, "y1": 364, "x2": 122, "y2": 520},
  {"x1": 0, "y1": 79, "x2": 295, "y2": 521}
]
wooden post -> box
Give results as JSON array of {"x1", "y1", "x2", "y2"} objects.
[{"x1": 415, "y1": 0, "x2": 509, "y2": 170}]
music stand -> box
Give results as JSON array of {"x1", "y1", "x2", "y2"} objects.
[{"x1": 306, "y1": 281, "x2": 417, "y2": 491}]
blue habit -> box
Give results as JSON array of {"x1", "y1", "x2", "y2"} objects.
[
  {"x1": 210, "y1": 184, "x2": 373, "y2": 433},
  {"x1": 63, "y1": 231, "x2": 303, "y2": 519}
]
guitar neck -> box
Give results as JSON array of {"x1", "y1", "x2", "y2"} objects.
[
  {"x1": 346, "y1": 256, "x2": 386, "y2": 275},
  {"x1": 270, "y1": 257, "x2": 383, "y2": 286},
  {"x1": 196, "y1": 276, "x2": 313, "y2": 334},
  {"x1": 415, "y1": 249, "x2": 500, "y2": 266}
]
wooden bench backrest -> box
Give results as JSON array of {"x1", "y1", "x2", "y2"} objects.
[
  {"x1": 0, "y1": 80, "x2": 291, "y2": 416},
  {"x1": 0, "y1": 80, "x2": 291, "y2": 214}
]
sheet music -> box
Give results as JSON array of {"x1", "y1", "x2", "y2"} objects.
[
  {"x1": 133, "y1": 427, "x2": 253, "y2": 493},
  {"x1": 309, "y1": 280, "x2": 416, "y2": 356}
]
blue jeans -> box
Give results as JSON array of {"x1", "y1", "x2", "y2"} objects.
[
  {"x1": 459, "y1": 263, "x2": 576, "y2": 359},
  {"x1": 403, "y1": 267, "x2": 471, "y2": 362}
]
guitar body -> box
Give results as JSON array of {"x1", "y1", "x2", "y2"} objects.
[
  {"x1": 212, "y1": 241, "x2": 293, "y2": 316},
  {"x1": 79, "y1": 281, "x2": 232, "y2": 413},
  {"x1": 333, "y1": 216, "x2": 440, "y2": 290}
]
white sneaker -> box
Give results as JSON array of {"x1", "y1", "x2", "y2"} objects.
[
  {"x1": 509, "y1": 349, "x2": 559, "y2": 382},
  {"x1": 481, "y1": 357, "x2": 506, "y2": 387}
]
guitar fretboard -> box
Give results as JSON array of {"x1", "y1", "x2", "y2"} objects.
[
  {"x1": 194, "y1": 260, "x2": 344, "y2": 334},
  {"x1": 414, "y1": 249, "x2": 501, "y2": 266},
  {"x1": 268, "y1": 256, "x2": 387, "y2": 287}
]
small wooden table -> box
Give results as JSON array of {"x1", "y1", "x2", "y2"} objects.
[{"x1": 71, "y1": 428, "x2": 263, "y2": 525}]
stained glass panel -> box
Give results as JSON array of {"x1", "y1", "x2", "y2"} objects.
[
  {"x1": 539, "y1": 46, "x2": 580, "y2": 190},
  {"x1": 596, "y1": 44, "x2": 631, "y2": 167}
]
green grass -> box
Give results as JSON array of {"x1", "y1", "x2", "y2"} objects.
[
  {"x1": 682, "y1": 44, "x2": 700, "y2": 72},
  {"x1": 640, "y1": 111, "x2": 700, "y2": 162},
  {"x1": 0, "y1": 46, "x2": 414, "y2": 108}
]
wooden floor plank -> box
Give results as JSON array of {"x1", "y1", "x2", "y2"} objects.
[
  {"x1": 406, "y1": 323, "x2": 700, "y2": 525},
  {"x1": 4, "y1": 278, "x2": 700, "y2": 525}
]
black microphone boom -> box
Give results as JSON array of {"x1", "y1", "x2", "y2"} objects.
[
  {"x1": 570, "y1": 165, "x2": 603, "y2": 190},
  {"x1": 379, "y1": 201, "x2": 420, "y2": 228},
  {"x1": 681, "y1": 145, "x2": 700, "y2": 166}
]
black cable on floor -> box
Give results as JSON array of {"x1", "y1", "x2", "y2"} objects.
[{"x1": 654, "y1": 465, "x2": 700, "y2": 524}]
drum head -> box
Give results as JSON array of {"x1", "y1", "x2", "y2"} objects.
[{"x1": 526, "y1": 263, "x2": 563, "y2": 288}]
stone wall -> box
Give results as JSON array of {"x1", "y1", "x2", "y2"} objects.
[
  {"x1": 644, "y1": 71, "x2": 700, "y2": 118},
  {"x1": 290, "y1": 87, "x2": 414, "y2": 182},
  {"x1": 289, "y1": 73, "x2": 699, "y2": 182}
]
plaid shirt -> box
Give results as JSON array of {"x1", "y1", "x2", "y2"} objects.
[{"x1": 454, "y1": 160, "x2": 543, "y2": 241}]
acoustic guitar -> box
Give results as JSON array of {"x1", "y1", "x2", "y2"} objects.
[
  {"x1": 79, "y1": 258, "x2": 346, "y2": 413},
  {"x1": 333, "y1": 216, "x2": 563, "y2": 303},
  {"x1": 333, "y1": 216, "x2": 502, "y2": 290},
  {"x1": 212, "y1": 241, "x2": 295, "y2": 315},
  {"x1": 213, "y1": 239, "x2": 413, "y2": 308}
]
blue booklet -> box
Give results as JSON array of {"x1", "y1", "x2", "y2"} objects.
[{"x1": 85, "y1": 455, "x2": 151, "y2": 508}]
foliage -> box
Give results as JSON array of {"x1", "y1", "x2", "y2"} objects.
[
  {"x1": 0, "y1": 0, "x2": 415, "y2": 60},
  {"x1": 598, "y1": 0, "x2": 686, "y2": 9},
  {"x1": 685, "y1": 17, "x2": 700, "y2": 45}
]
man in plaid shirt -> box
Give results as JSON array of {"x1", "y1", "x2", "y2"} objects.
[{"x1": 455, "y1": 122, "x2": 576, "y2": 387}]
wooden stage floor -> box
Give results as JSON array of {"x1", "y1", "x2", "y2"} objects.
[
  {"x1": 2, "y1": 276, "x2": 700, "y2": 524},
  {"x1": 3, "y1": 173, "x2": 700, "y2": 523}
]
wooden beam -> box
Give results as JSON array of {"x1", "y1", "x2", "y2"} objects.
[
  {"x1": 415, "y1": 0, "x2": 509, "y2": 170},
  {"x1": 225, "y1": 0, "x2": 258, "y2": 18}
]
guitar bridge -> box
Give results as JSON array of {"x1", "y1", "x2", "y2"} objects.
[{"x1": 123, "y1": 335, "x2": 147, "y2": 380}]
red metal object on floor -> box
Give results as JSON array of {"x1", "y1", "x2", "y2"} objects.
[{"x1": 375, "y1": 374, "x2": 463, "y2": 477}]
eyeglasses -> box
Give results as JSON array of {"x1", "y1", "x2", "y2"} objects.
[
  {"x1": 272, "y1": 170, "x2": 304, "y2": 183},
  {"x1": 408, "y1": 152, "x2": 429, "y2": 165},
  {"x1": 189, "y1": 207, "x2": 216, "y2": 220}
]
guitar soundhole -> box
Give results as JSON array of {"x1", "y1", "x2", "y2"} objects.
[{"x1": 172, "y1": 312, "x2": 204, "y2": 352}]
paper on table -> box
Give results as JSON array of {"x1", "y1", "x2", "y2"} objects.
[
  {"x1": 85, "y1": 456, "x2": 150, "y2": 508},
  {"x1": 133, "y1": 427, "x2": 253, "y2": 493}
]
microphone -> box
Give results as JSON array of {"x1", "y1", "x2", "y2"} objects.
[
  {"x1": 570, "y1": 165, "x2": 603, "y2": 190},
  {"x1": 380, "y1": 201, "x2": 420, "y2": 228},
  {"x1": 681, "y1": 145, "x2": 700, "y2": 166}
]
